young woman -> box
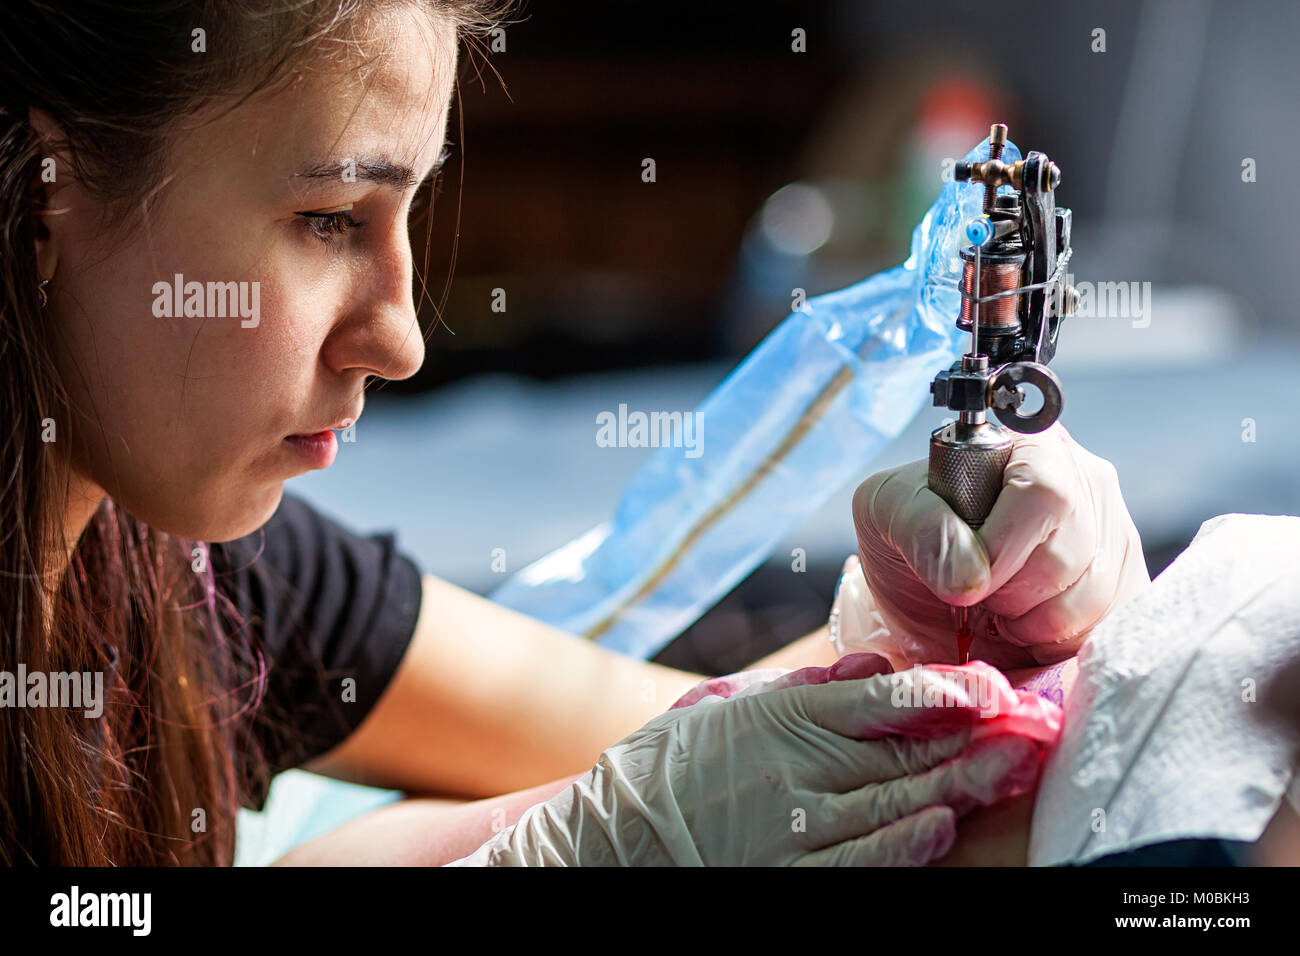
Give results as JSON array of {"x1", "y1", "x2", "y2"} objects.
[{"x1": 1, "y1": 0, "x2": 1147, "y2": 866}]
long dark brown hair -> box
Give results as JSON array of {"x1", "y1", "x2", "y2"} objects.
[{"x1": 0, "y1": 0, "x2": 512, "y2": 866}]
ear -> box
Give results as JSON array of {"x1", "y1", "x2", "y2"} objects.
[{"x1": 28, "y1": 106, "x2": 73, "y2": 281}]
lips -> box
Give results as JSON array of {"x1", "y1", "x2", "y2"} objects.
[{"x1": 284, "y1": 429, "x2": 339, "y2": 469}]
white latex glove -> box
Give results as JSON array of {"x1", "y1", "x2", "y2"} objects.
[
  {"x1": 848, "y1": 422, "x2": 1150, "y2": 668},
  {"x1": 446, "y1": 666, "x2": 1045, "y2": 866}
]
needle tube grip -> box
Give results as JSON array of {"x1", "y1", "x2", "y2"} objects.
[{"x1": 927, "y1": 421, "x2": 1014, "y2": 527}]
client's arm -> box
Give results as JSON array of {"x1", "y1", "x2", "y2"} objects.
[
  {"x1": 930, "y1": 660, "x2": 1078, "y2": 866},
  {"x1": 928, "y1": 659, "x2": 1300, "y2": 867},
  {"x1": 272, "y1": 772, "x2": 585, "y2": 866},
  {"x1": 756, "y1": 623, "x2": 1079, "y2": 867}
]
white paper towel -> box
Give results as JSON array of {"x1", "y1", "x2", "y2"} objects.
[{"x1": 1029, "y1": 513, "x2": 1300, "y2": 866}]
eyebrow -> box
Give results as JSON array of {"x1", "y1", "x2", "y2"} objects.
[{"x1": 291, "y1": 149, "x2": 451, "y2": 191}]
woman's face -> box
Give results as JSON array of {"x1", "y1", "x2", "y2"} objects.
[{"x1": 42, "y1": 8, "x2": 456, "y2": 542}]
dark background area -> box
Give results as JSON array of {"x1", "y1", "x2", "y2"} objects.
[
  {"x1": 407, "y1": 0, "x2": 1296, "y2": 385},
  {"x1": 404, "y1": 2, "x2": 851, "y2": 386}
]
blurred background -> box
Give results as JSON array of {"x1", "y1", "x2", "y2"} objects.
[{"x1": 290, "y1": 0, "x2": 1300, "y2": 675}]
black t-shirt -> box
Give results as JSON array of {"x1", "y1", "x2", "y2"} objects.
[{"x1": 207, "y1": 492, "x2": 424, "y2": 811}]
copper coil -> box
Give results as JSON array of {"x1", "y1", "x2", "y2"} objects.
[{"x1": 960, "y1": 256, "x2": 1022, "y2": 329}]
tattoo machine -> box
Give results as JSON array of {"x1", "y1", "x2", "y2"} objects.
[{"x1": 926, "y1": 123, "x2": 1078, "y2": 665}]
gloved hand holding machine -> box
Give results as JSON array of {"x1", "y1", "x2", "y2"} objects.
[{"x1": 926, "y1": 123, "x2": 1074, "y2": 665}]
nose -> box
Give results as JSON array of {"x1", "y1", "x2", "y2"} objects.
[{"x1": 320, "y1": 219, "x2": 426, "y2": 383}]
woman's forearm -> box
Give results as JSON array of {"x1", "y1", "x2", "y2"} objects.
[
  {"x1": 307, "y1": 574, "x2": 707, "y2": 799},
  {"x1": 749, "y1": 625, "x2": 840, "y2": 670},
  {"x1": 272, "y1": 772, "x2": 585, "y2": 866}
]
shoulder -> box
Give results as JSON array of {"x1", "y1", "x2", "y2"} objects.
[
  {"x1": 208, "y1": 492, "x2": 423, "y2": 658},
  {"x1": 207, "y1": 492, "x2": 425, "y2": 803}
]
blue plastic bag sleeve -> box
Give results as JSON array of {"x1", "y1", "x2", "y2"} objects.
[{"x1": 488, "y1": 136, "x2": 1022, "y2": 660}]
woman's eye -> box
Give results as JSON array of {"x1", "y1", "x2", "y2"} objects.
[{"x1": 295, "y1": 209, "x2": 365, "y2": 245}]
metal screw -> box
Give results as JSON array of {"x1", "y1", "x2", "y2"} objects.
[{"x1": 984, "y1": 123, "x2": 1007, "y2": 214}]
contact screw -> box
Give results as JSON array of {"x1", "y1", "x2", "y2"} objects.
[{"x1": 984, "y1": 123, "x2": 1007, "y2": 215}]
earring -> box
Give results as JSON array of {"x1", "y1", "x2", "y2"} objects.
[{"x1": 38, "y1": 276, "x2": 50, "y2": 308}]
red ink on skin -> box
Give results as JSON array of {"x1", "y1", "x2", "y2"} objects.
[
  {"x1": 667, "y1": 655, "x2": 1063, "y2": 752},
  {"x1": 668, "y1": 653, "x2": 894, "y2": 710},
  {"x1": 860, "y1": 662, "x2": 1063, "y2": 743}
]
